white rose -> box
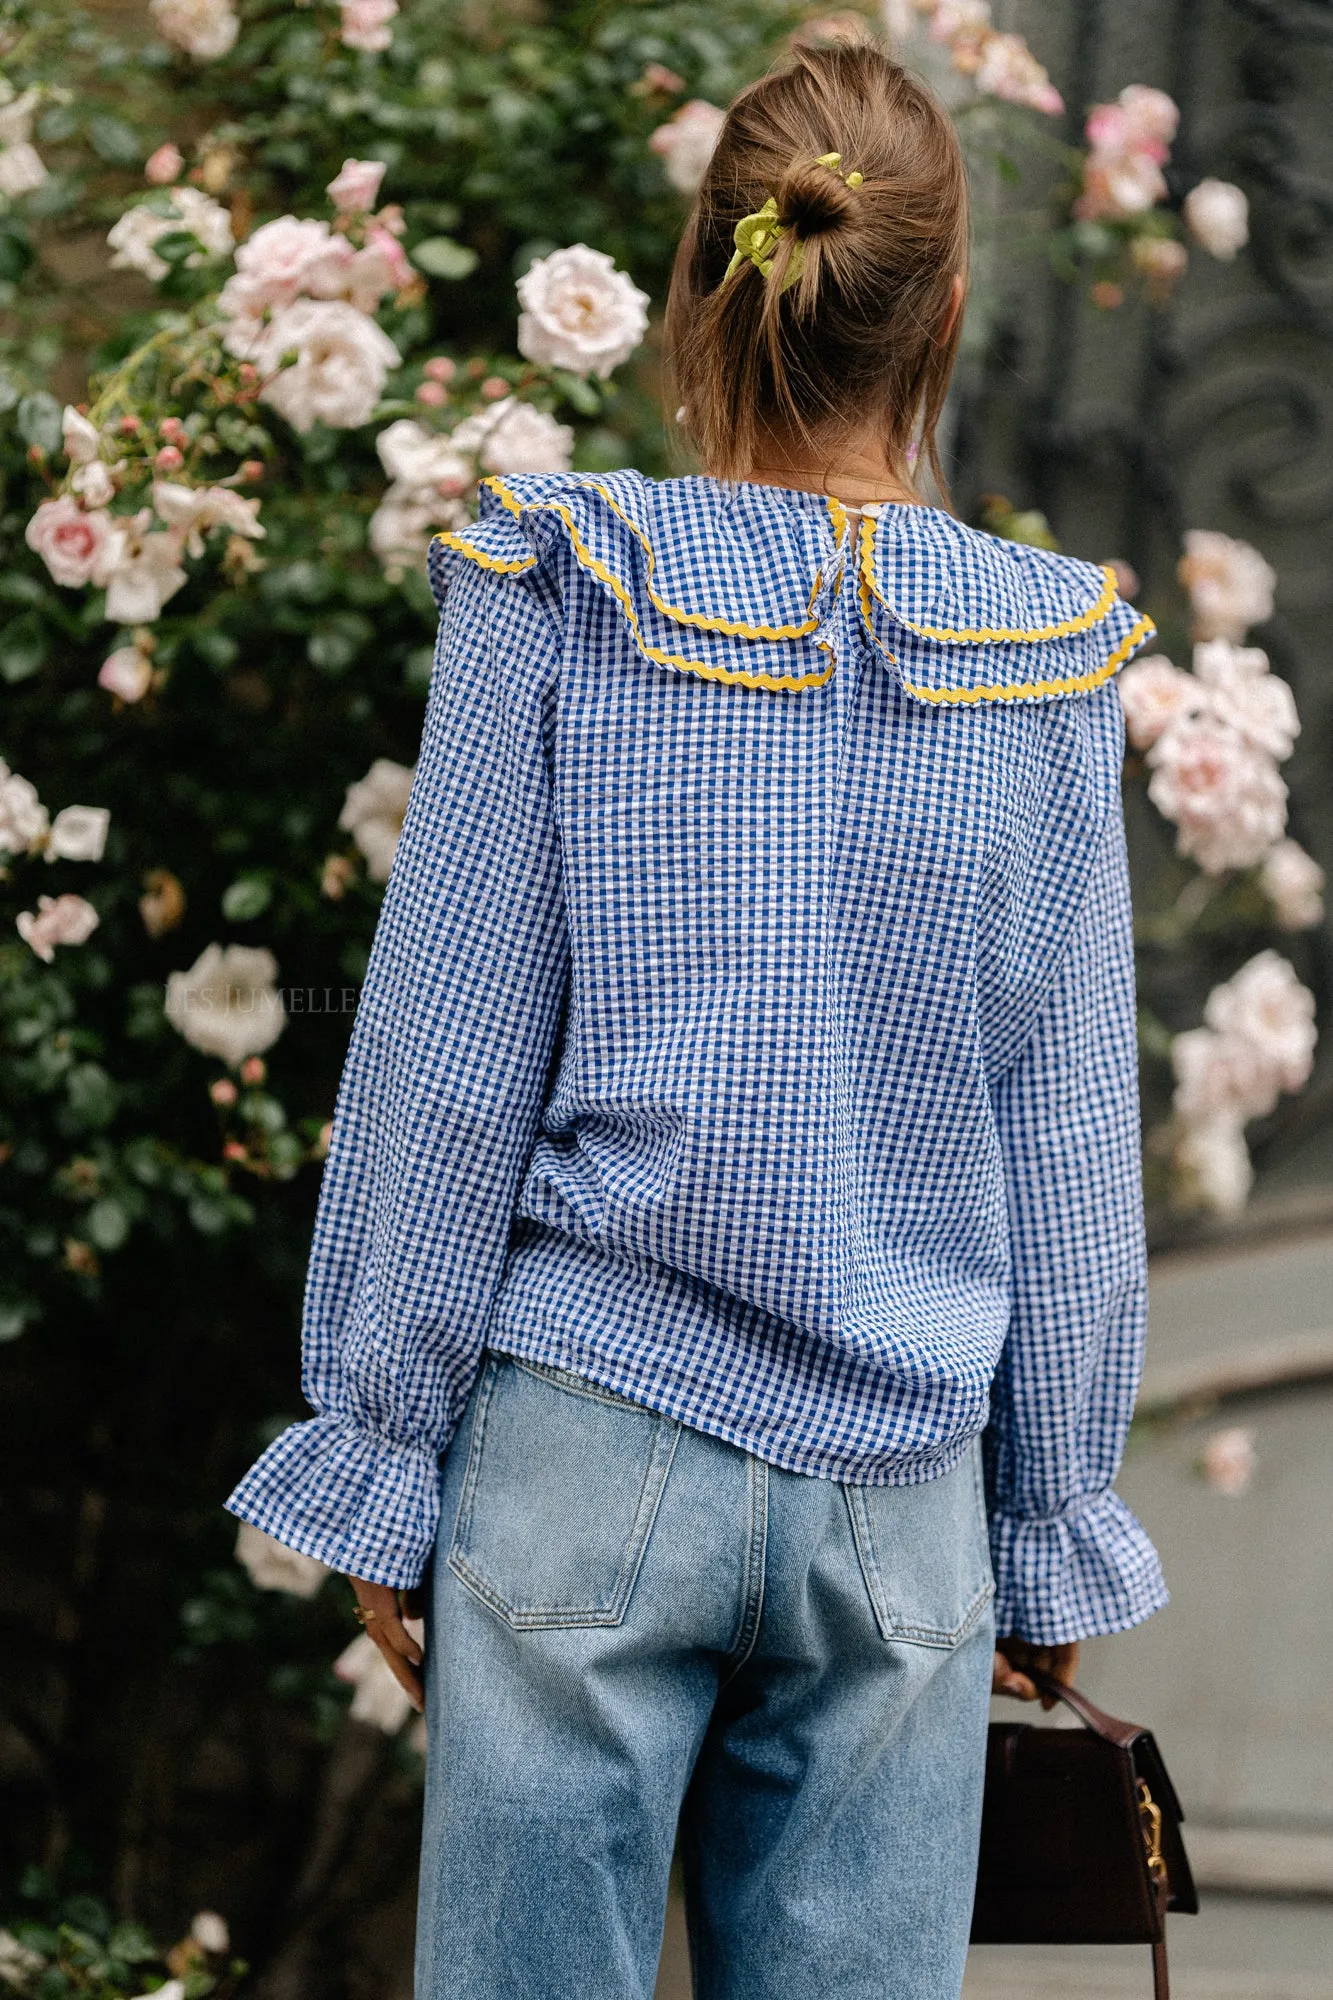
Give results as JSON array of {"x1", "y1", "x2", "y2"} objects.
[
  {"x1": 165, "y1": 941, "x2": 287, "y2": 1065},
  {"x1": 1146, "y1": 711, "x2": 1287, "y2": 873},
  {"x1": 73, "y1": 461, "x2": 116, "y2": 507},
  {"x1": 1178, "y1": 528, "x2": 1275, "y2": 641},
  {"x1": 338, "y1": 757, "x2": 415, "y2": 880},
  {"x1": 46, "y1": 804, "x2": 110, "y2": 863},
  {"x1": 375, "y1": 418, "x2": 471, "y2": 492},
  {"x1": 477, "y1": 399, "x2": 574, "y2": 476},
  {"x1": 1183, "y1": 178, "x2": 1249, "y2": 261},
  {"x1": 98, "y1": 646, "x2": 155, "y2": 702},
  {"x1": 1259, "y1": 839, "x2": 1324, "y2": 932},
  {"x1": 152, "y1": 480, "x2": 264, "y2": 555},
  {"x1": 235, "y1": 1521, "x2": 330, "y2": 1597},
  {"x1": 103, "y1": 528, "x2": 189, "y2": 624},
  {"x1": 0, "y1": 141, "x2": 47, "y2": 196},
  {"x1": 16, "y1": 892, "x2": 100, "y2": 962},
  {"x1": 333, "y1": 1624, "x2": 424, "y2": 1731},
  {"x1": 368, "y1": 493, "x2": 438, "y2": 570},
  {"x1": 62, "y1": 406, "x2": 100, "y2": 465},
  {"x1": 0, "y1": 87, "x2": 41, "y2": 148},
  {"x1": 252, "y1": 300, "x2": 400, "y2": 433},
  {"x1": 25, "y1": 497, "x2": 125, "y2": 589},
  {"x1": 131, "y1": 1984, "x2": 186, "y2": 2000},
  {"x1": 1191, "y1": 639, "x2": 1298, "y2": 761},
  {"x1": 1174, "y1": 1117, "x2": 1253, "y2": 1219},
  {"x1": 327, "y1": 157, "x2": 387, "y2": 214},
  {"x1": 1117, "y1": 653, "x2": 1195, "y2": 750},
  {"x1": 190, "y1": 1913, "x2": 230, "y2": 1956},
  {"x1": 0, "y1": 762, "x2": 49, "y2": 854},
  {"x1": 648, "y1": 100, "x2": 725, "y2": 194},
  {"x1": 149, "y1": 0, "x2": 239, "y2": 59},
  {"x1": 107, "y1": 188, "x2": 233, "y2": 282},
  {"x1": 516, "y1": 245, "x2": 650, "y2": 380},
  {"x1": 1171, "y1": 1024, "x2": 1279, "y2": 1126},
  {"x1": 0, "y1": 1930, "x2": 46, "y2": 1983},
  {"x1": 218, "y1": 216, "x2": 345, "y2": 328},
  {"x1": 1203, "y1": 949, "x2": 1317, "y2": 1094}
]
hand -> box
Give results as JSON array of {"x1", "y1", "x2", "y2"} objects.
[
  {"x1": 992, "y1": 1635, "x2": 1080, "y2": 1708},
  {"x1": 348, "y1": 1577, "x2": 427, "y2": 1714}
]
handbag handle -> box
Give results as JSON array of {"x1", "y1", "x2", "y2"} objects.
[{"x1": 1027, "y1": 1667, "x2": 1144, "y2": 1750}]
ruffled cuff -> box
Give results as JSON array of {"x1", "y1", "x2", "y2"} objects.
[
  {"x1": 988, "y1": 1489, "x2": 1168, "y2": 1645},
  {"x1": 225, "y1": 1412, "x2": 445, "y2": 1588}
]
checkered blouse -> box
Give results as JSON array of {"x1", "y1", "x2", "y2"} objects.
[{"x1": 227, "y1": 470, "x2": 1168, "y2": 1644}]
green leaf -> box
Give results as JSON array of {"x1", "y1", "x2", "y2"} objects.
[
  {"x1": 107, "y1": 1922, "x2": 160, "y2": 1965},
  {"x1": 307, "y1": 611, "x2": 373, "y2": 673},
  {"x1": 17, "y1": 390, "x2": 63, "y2": 453},
  {"x1": 0, "y1": 1303, "x2": 33, "y2": 1342},
  {"x1": 0, "y1": 225, "x2": 33, "y2": 282},
  {"x1": 65, "y1": 1062, "x2": 118, "y2": 1130},
  {"x1": 0, "y1": 366, "x2": 19, "y2": 412},
  {"x1": 221, "y1": 874, "x2": 272, "y2": 921},
  {"x1": 0, "y1": 610, "x2": 49, "y2": 683},
  {"x1": 85, "y1": 1198, "x2": 130, "y2": 1251},
  {"x1": 552, "y1": 370, "x2": 600, "y2": 416},
  {"x1": 188, "y1": 1193, "x2": 232, "y2": 1235},
  {"x1": 152, "y1": 229, "x2": 203, "y2": 266},
  {"x1": 411, "y1": 235, "x2": 479, "y2": 280},
  {"x1": 87, "y1": 114, "x2": 142, "y2": 166}
]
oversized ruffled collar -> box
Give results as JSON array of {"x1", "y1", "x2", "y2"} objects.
[{"x1": 430, "y1": 470, "x2": 1155, "y2": 704}]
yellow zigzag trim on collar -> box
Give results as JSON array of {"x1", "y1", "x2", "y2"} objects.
[
  {"x1": 434, "y1": 504, "x2": 834, "y2": 694},
  {"x1": 486, "y1": 474, "x2": 837, "y2": 642},
  {"x1": 899, "y1": 614, "x2": 1157, "y2": 705},
  {"x1": 857, "y1": 515, "x2": 1119, "y2": 644}
]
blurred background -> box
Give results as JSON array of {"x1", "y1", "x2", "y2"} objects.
[{"x1": 0, "y1": 0, "x2": 1329, "y2": 1994}]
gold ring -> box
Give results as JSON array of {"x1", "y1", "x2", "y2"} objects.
[{"x1": 353, "y1": 1604, "x2": 378, "y2": 1625}]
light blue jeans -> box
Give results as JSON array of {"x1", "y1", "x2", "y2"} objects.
[{"x1": 415, "y1": 1352, "x2": 996, "y2": 1999}]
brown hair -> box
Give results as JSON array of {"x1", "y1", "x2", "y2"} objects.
[{"x1": 664, "y1": 42, "x2": 969, "y2": 498}]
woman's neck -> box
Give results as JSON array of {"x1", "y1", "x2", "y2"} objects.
[{"x1": 726, "y1": 434, "x2": 922, "y2": 510}]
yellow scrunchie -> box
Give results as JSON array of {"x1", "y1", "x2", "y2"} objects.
[{"x1": 720, "y1": 153, "x2": 864, "y2": 294}]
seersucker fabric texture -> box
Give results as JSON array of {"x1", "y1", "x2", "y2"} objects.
[{"x1": 226, "y1": 470, "x2": 1168, "y2": 1644}]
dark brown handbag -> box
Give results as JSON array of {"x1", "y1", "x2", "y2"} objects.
[{"x1": 970, "y1": 1670, "x2": 1198, "y2": 2000}]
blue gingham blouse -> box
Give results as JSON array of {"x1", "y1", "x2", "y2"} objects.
[{"x1": 227, "y1": 470, "x2": 1169, "y2": 1644}]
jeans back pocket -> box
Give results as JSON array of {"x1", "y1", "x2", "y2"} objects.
[
  {"x1": 845, "y1": 1438, "x2": 995, "y2": 1648},
  {"x1": 447, "y1": 1355, "x2": 680, "y2": 1629}
]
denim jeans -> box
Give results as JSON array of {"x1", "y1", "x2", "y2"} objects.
[{"x1": 415, "y1": 1352, "x2": 996, "y2": 2000}]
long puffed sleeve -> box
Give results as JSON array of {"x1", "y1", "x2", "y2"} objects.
[
  {"x1": 984, "y1": 712, "x2": 1168, "y2": 1645},
  {"x1": 226, "y1": 555, "x2": 569, "y2": 1585}
]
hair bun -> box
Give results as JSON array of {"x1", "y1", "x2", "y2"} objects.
[{"x1": 777, "y1": 153, "x2": 857, "y2": 237}]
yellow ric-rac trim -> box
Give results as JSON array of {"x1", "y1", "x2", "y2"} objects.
[
  {"x1": 900, "y1": 615, "x2": 1157, "y2": 706},
  {"x1": 856, "y1": 515, "x2": 1120, "y2": 644},
  {"x1": 431, "y1": 528, "x2": 537, "y2": 576},
  {"x1": 485, "y1": 475, "x2": 843, "y2": 645},
  {"x1": 438, "y1": 499, "x2": 832, "y2": 694}
]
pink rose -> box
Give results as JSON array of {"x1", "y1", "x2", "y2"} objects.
[
  {"x1": 1199, "y1": 1425, "x2": 1256, "y2": 1495},
  {"x1": 99, "y1": 647, "x2": 155, "y2": 702},
  {"x1": 648, "y1": 100, "x2": 726, "y2": 195},
  {"x1": 1146, "y1": 710, "x2": 1287, "y2": 873},
  {"x1": 25, "y1": 498, "x2": 124, "y2": 589},
  {"x1": 16, "y1": 892, "x2": 100, "y2": 962},
  {"x1": 1203, "y1": 949, "x2": 1317, "y2": 1094},
  {"x1": 339, "y1": 0, "x2": 398, "y2": 52},
  {"x1": 1117, "y1": 653, "x2": 1195, "y2": 750},
  {"x1": 1192, "y1": 641, "x2": 1298, "y2": 761},
  {"x1": 327, "y1": 158, "x2": 387, "y2": 214},
  {"x1": 1259, "y1": 839, "x2": 1324, "y2": 932},
  {"x1": 1179, "y1": 530, "x2": 1275, "y2": 642},
  {"x1": 145, "y1": 142, "x2": 184, "y2": 185}
]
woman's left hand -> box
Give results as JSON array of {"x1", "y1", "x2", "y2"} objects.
[
  {"x1": 992, "y1": 1636, "x2": 1079, "y2": 1709},
  {"x1": 349, "y1": 1577, "x2": 427, "y2": 1713}
]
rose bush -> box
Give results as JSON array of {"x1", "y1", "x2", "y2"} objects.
[{"x1": 0, "y1": 0, "x2": 1322, "y2": 1976}]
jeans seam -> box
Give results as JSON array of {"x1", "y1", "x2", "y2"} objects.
[{"x1": 720, "y1": 1452, "x2": 768, "y2": 1683}]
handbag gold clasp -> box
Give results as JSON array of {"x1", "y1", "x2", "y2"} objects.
[{"x1": 1137, "y1": 1777, "x2": 1167, "y2": 1883}]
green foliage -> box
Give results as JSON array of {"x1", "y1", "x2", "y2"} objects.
[{"x1": 1, "y1": 1874, "x2": 246, "y2": 1998}]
